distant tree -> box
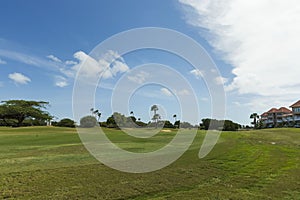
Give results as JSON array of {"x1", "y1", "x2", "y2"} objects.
[
  {"x1": 200, "y1": 118, "x2": 240, "y2": 131},
  {"x1": 200, "y1": 118, "x2": 211, "y2": 130},
  {"x1": 91, "y1": 108, "x2": 101, "y2": 122},
  {"x1": 135, "y1": 120, "x2": 147, "y2": 127},
  {"x1": 55, "y1": 118, "x2": 75, "y2": 128},
  {"x1": 151, "y1": 105, "x2": 159, "y2": 128},
  {"x1": 80, "y1": 116, "x2": 97, "y2": 128},
  {"x1": 130, "y1": 111, "x2": 134, "y2": 116},
  {"x1": 0, "y1": 100, "x2": 52, "y2": 127},
  {"x1": 163, "y1": 120, "x2": 175, "y2": 128},
  {"x1": 174, "y1": 120, "x2": 180, "y2": 128},
  {"x1": 179, "y1": 121, "x2": 193, "y2": 129},
  {"x1": 257, "y1": 119, "x2": 264, "y2": 129},
  {"x1": 173, "y1": 114, "x2": 177, "y2": 128},
  {"x1": 250, "y1": 113, "x2": 259, "y2": 128},
  {"x1": 106, "y1": 112, "x2": 128, "y2": 128},
  {"x1": 152, "y1": 113, "x2": 161, "y2": 128},
  {"x1": 151, "y1": 105, "x2": 158, "y2": 115},
  {"x1": 222, "y1": 120, "x2": 240, "y2": 131}
]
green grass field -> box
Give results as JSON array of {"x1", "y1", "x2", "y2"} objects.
[{"x1": 0, "y1": 127, "x2": 299, "y2": 199}]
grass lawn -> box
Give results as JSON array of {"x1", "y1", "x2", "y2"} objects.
[{"x1": 0, "y1": 127, "x2": 299, "y2": 199}]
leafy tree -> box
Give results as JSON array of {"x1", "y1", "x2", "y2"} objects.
[
  {"x1": 80, "y1": 115, "x2": 97, "y2": 128},
  {"x1": 200, "y1": 118, "x2": 240, "y2": 131},
  {"x1": 222, "y1": 120, "x2": 240, "y2": 131},
  {"x1": 250, "y1": 113, "x2": 259, "y2": 128},
  {"x1": 163, "y1": 120, "x2": 175, "y2": 128},
  {"x1": 179, "y1": 121, "x2": 194, "y2": 129},
  {"x1": 55, "y1": 118, "x2": 75, "y2": 128},
  {"x1": 106, "y1": 112, "x2": 128, "y2": 128},
  {"x1": 0, "y1": 100, "x2": 52, "y2": 127},
  {"x1": 174, "y1": 120, "x2": 180, "y2": 128}
]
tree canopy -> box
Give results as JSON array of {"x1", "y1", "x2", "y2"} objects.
[{"x1": 0, "y1": 100, "x2": 52, "y2": 127}]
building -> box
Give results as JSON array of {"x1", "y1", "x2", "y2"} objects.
[
  {"x1": 290, "y1": 100, "x2": 300, "y2": 127},
  {"x1": 261, "y1": 107, "x2": 292, "y2": 128},
  {"x1": 260, "y1": 100, "x2": 300, "y2": 128}
]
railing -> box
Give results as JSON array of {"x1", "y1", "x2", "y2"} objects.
[{"x1": 294, "y1": 116, "x2": 300, "y2": 121}]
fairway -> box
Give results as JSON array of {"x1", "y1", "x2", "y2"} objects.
[{"x1": 0, "y1": 127, "x2": 299, "y2": 199}]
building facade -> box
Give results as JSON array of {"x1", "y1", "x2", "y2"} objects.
[{"x1": 260, "y1": 100, "x2": 300, "y2": 128}]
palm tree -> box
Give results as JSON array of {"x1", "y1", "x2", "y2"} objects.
[
  {"x1": 250, "y1": 113, "x2": 259, "y2": 128},
  {"x1": 151, "y1": 105, "x2": 158, "y2": 115},
  {"x1": 152, "y1": 113, "x2": 161, "y2": 129},
  {"x1": 151, "y1": 105, "x2": 159, "y2": 128},
  {"x1": 96, "y1": 112, "x2": 101, "y2": 121},
  {"x1": 91, "y1": 108, "x2": 101, "y2": 122},
  {"x1": 173, "y1": 114, "x2": 177, "y2": 122},
  {"x1": 173, "y1": 114, "x2": 177, "y2": 128}
]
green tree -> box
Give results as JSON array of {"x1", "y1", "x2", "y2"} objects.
[
  {"x1": 0, "y1": 100, "x2": 52, "y2": 127},
  {"x1": 106, "y1": 112, "x2": 127, "y2": 128},
  {"x1": 151, "y1": 105, "x2": 160, "y2": 128},
  {"x1": 152, "y1": 113, "x2": 161, "y2": 128},
  {"x1": 163, "y1": 120, "x2": 175, "y2": 128},
  {"x1": 173, "y1": 114, "x2": 177, "y2": 128},
  {"x1": 151, "y1": 105, "x2": 158, "y2": 115},
  {"x1": 130, "y1": 111, "x2": 134, "y2": 116},
  {"x1": 55, "y1": 118, "x2": 75, "y2": 128},
  {"x1": 80, "y1": 116, "x2": 97, "y2": 128},
  {"x1": 91, "y1": 108, "x2": 101, "y2": 122},
  {"x1": 250, "y1": 113, "x2": 259, "y2": 128}
]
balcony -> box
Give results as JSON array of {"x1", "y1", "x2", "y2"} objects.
[{"x1": 294, "y1": 116, "x2": 300, "y2": 121}]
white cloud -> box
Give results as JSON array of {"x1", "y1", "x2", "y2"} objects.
[
  {"x1": 190, "y1": 69, "x2": 204, "y2": 79},
  {"x1": 177, "y1": 89, "x2": 191, "y2": 96},
  {"x1": 127, "y1": 71, "x2": 149, "y2": 84},
  {"x1": 161, "y1": 88, "x2": 173, "y2": 96},
  {"x1": 55, "y1": 76, "x2": 68, "y2": 87},
  {"x1": 214, "y1": 76, "x2": 228, "y2": 85},
  {"x1": 0, "y1": 58, "x2": 6, "y2": 64},
  {"x1": 47, "y1": 55, "x2": 62, "y2": 63},
  {"x1": 70, "y1": 50, "x2": 129, "y2": 80},
  {"x1": 0, "y1": 49, "x2": 60, "y2": 70},
  {"x1": 65, "y1": 60, "x2": 77, "y2": 65},
  {"x1": 8, "y1": 72, "x2": 31, "y2": 84},
  {"x1": 179, "y1": 0, "x2": 300, "y2": 108}
]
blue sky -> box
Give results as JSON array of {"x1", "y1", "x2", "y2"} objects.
[{"x1": 1, "y1": 0, "x2": 299, "y2": 125}]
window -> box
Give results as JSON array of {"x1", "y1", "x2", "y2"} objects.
[{"x1": 293, "y1": 107, "x2": 300, "y2": 113}]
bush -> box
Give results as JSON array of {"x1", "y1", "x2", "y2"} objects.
[
  {"x1": 80, "y1": 116, "x2": 97, "y2": 128},
  {"x1": 55, "y1": 118, "x2": 75, "y2": 128}
]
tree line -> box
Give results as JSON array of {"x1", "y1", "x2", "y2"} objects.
[{"x1": 0, "y1": 100, "x2": 241, "y2": 131}]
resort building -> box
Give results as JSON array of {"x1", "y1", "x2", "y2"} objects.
[
  {"x1": 290, "y1": 100, "x2": 300, "y2": 127},
  {"x1": 260, "y1": 100, "x2": 300, "y2": 128}
]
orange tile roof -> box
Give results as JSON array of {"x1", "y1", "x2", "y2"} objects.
[
  {"x1": 267, "y1": 108, "x2": 279, "y2": 113},
  {"x1": 261, "y1": 112, "x2": 268, "y2": 117},
  {"x1": 278, "y1": 107, "x2": 292, "y2": 113},
  {"x1": 290, "y1": 100, "x2": 300, "y2": 108}
]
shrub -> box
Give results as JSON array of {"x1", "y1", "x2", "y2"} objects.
[
  {"x1": 80, "y1": 116, "x2": 97, "y2": 128},
  {"x1": 55, "y1": 118, "x2": 75, "y2": 128}
]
